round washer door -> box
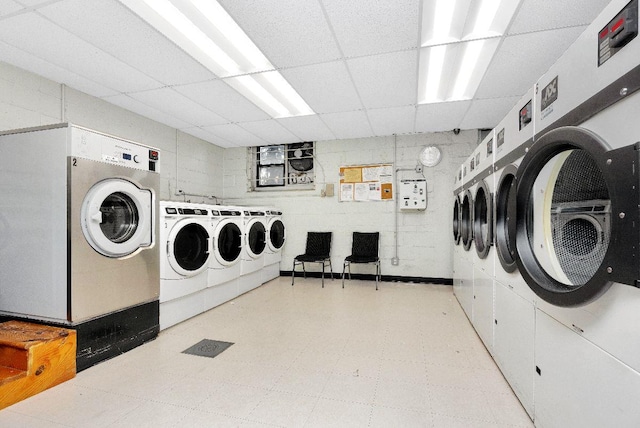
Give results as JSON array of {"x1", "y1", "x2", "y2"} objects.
[
  {"x1": 452, "y1": 196, "x2": 461, "y2": 245},
  {"x1": 268, "y1": 218, "x2": 285, "y2": 252},
  {"x1": 81, "y1": 178, "x2": 152, "y2": 258},
  {"x1": 495, "y1": 165, "x2": 518, "y2": 273},
  {"x1": 245, "y1": 219, "x2": 266, "y2": 258},
  {"x1": 461, "y1": 190, "x2": 473, "y2": 251},
  {"x1": 213, "y1": 220, "x2": 242, "y2": 266},
  {"x1": 473, "y1": 180, "x2": 492, "y2": 259},
  {"x1": 167, "y1": 220, "x2": 210, "y2": 276},
  {"x1": 514, "y1": 126, "x2": 630, "y2": 307}
]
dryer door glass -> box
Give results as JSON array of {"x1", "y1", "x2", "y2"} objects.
[
  {"x1": 174, "y1": 223, "x2": 209, "y2": 271},
  {"x1": 453, "y1": 198, "x2": 461, "y2": 244},
  {"x1": 473, "y1": 182, "x2": 492, "y2": 258},
  {"x1": 526, "y1": 149, "x2": 611, "y2": 287},
  {"x1": 270, "y1": 220, "x2": 285, "y2": 250},
  {"x1": 461, "y1": 191, "x2": 473, "y2": 251},
  {"x1": 247, "y1": 222, "x2": 266, "y2": 257},
  {"x1": 100, "y1": 192, "x2": 138, "y2": 243},
  {"x1": 218, "y1": 223, "x2": 242, "y2": 263}
]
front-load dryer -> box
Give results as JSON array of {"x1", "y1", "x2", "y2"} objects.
[
  {"x1": 455, "y1": 154, "x2": 475, "y2": 320},
  {"x1": 515, "y1": 0, "x2": 640, "y2": 375},
  {"x1": 261, "y1": 207, "x2": 285, "y2": 284},
  {"x1": 204, "y1": 205, "x2": 243, "y2": 310},
  {"x1": 491, "y1": 87, "x2": 537, "y2": 418},
  {"x1": 237, "y1": 207, "x2": 267, "y2": 295},
  {"x1": 468, "y1": 131, "x2": 496, "y2": 354},
  {"x1": 159, "y1": 201, "x2": 211, "y2": 330},
  {"x1": 452, "y1": 166, "x2": 465, "y2": 302},
  {"x1": 0, "y1": 124, "x2": 160, "y2": 371}
]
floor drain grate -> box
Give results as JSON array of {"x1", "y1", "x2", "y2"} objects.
[{"x1": 182, "y1": 339, "x2": 234, "y2": 359}]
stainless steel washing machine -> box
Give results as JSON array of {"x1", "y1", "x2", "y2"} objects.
[
  {"x1": 0, "y1": 123, "x2": 160, "y2": 370},
  {"x1": 454, "y1": 154, "x2": 475, "y2": 320},
  {"x1": 515, "y1": 0, "x2": 640, "y2": 424}
]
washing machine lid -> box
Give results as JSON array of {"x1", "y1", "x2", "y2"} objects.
[
  {"x1": 473, "y1": 179, "x2": 492, "y2": 259},
  {"x1": 267, "y1": 218, "x2": 285, "y2": 251},
  {"x1": 81, "y1": 178, "x2": 152, "y2": 258},
  {"x1": 212, "y1": 219, "x2": 242, "y2": 266},
  {"x1": 515, "y1": 126, "x2": 639, "y2": 306},
  {"x1": 167, "y1": 218, "x2": 210, "y2": 276},
  {"x1": 245, "y1": 218, "x2": 266, "y2": 258}
]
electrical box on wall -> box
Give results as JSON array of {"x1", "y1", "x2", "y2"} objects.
[{"x1": 400, "y1": 179, "x2": 427, "y2": 210}]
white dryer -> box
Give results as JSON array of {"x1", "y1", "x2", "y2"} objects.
[
  {"x1": 0, "y1": 124, "x2": 160, "y2": 371},
  {"x1": 238, "y1": 207, "x2": 267, "y2": 295},
  {"x1": 455, "y1": 154, "x2": 475, "y2": 320},
  {"x1": 514, "y1": 0, "x2": 640, "y2": 424},
  {"x1": 468, "y1": 132, "x2": 495, "y2": 354},
  {"x1": 260, "y1": 207, "x2": 285, "y2": 284},
  {"x1": 451, "y1": 166, "x2": 465, "y2": 300},
  {"x1": 159, "y1": 201, "x2": 211, "y2": 331},
  {"x1": 204, "y1": 205, "x2": 243, "y2": 310},
  {"x1": 491, "y1": 87, "x2": 537, "y2": 418}
]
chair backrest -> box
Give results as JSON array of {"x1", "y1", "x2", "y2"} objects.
[
  {"x1": 351, "y1": 232, "x2": 379, "y2": 258},
  {"x1": 305, "y1": 232, "x2": 332, "y2": 257}
]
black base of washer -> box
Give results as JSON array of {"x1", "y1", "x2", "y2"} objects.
[{"x1": 0, "y1": 300, "x2": 159, "y2": 372}]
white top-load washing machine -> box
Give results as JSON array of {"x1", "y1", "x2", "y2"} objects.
[
  {"x1": 491, "y1": 87, "x2": 537, "y2": 418},
  {"x1": 0, "y1": 124, "x2": 160, "y2": 370},
  {"x1": 159, "y1": 201, "x2": 211, "y2": 330},
  {"x1": 512, "y1": 0, "x2": 640, "y2": 425}
]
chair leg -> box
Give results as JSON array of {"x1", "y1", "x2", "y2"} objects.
[
  {"x1": 291, "y1": 260, "x2": 296, "y2": 286},
  {"x1": 342, "y1": 261, "x2": 347, "y2": 288},
  {"x1": 329, "y1": 260, "x2": 333, "y2": 280},
  {"x1": 375, "y1": 261, "x2": 380, "y2": 291},
  {"x1": 302, "y1": 262, "x2": 306, "y2": 279},
  {"x1": 321, "y1": 262, "x2": 325, "y2": 288}
]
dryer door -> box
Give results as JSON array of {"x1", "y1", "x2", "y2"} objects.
[
  {"x1": 245, "y1": 219, "x2": 266, "y2": 258},
  {"x1": 473, "y1": 180, "x2": 492, "y2": 259},
  {"x1": 461, "y1": 190, "x2": 473, "y2": 251},
  {"x1": 452, "y1": 196, "x2": 461, "y2": 245},
  {"x1": 268, "y1": 218, "x2": 285, "y2": 252},
  {"x1": 167, "y1": 220, "x2": 210, "y2": 276},
  {"x1": 213, "y1": 220, "x2": 242, "y2": 266},
  {"x1": 81, "y1": 178, "x2": 152, "y2": 258},
  {"x1": 495, "y1": 165, "x2": 518, "y2": 273},
  {"x1": 515, "y1": 126, "x2": 639, "y2": 306}
]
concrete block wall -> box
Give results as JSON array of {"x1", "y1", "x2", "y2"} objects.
[
  {"x1": 0, "y1": 61, "x2": 223, "y2": 202},
  {"x1": 223, "y1": 132, "x2": 477, "y2": 280}
]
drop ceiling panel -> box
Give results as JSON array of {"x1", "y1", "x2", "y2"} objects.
[
  {"x1": 508, "y1": 0, "x2": 607, "y2": 34},
  {"x1": 0, "y1": 13, "x2": 162, "y2": 93},
  {"x1": 276, "y1": 115, "x2": 336, "y2": 142},
  {"x1": 181, "y1": 126, "x2": 232, "y2": 147},
  {"x1": 219, "y1": 0, "x2": 341, "y2": 69},
  {"x1": 321, "y1": 0, "x2": 420, "y2": 57},
  {"x1": 203, "y1": 123, "x2": 266, "y2": 147},
  {"x1": 128, "y1": 88, "x2": 228, "y2": 128},
  {"x1": 415, "y1": 101, "x2": 471, "y2": 133},
  {"x1": 459, "y1": 96, "x2": 521, "y2": 130},
  {"x1": 0, "y1": 41, "x2": 118, "y2": 97},
  {"x1": 348, "y1": 50, "x2": 417, "y2": 109},
  {"x1": 39, "y1": 0, "x2": 214, "y2": 86},
  {"x1": 368, "y1": 106, "x2": 416, "y2": 136},
  {"x1": 0, "y1": 0, "x2": 23, "y2": 17},
  {"x1": 103, "y1": 94, "x2": 193, "y2": 130},
  {"x1": 174, "y1": 79, "x2": 270, "y2": 123},
  {"x1": 281, "y1": 61, "x2": 361, "y2": 114},
  {"x1": 321, "y1": 110, "x2": 374, "y2": 140},
  {"x1": 475, "y1": 27, "x2": 586, "y2": 99},
  {"x1": 239, "y1": 120, "x2": 299, "y2": 144}
]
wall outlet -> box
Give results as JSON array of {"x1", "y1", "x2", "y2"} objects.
[{"x1": 391, "y1": 257, "x2": 399, "y2": 266}]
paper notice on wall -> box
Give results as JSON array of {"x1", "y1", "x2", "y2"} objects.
[
  {"x1": 343, "y1": 168, "x2": 362, "y2": 183},
  {"x1": 379, "y1": 165, "x2": 393, "y2": 183},
  {"x1": 340, "y1": 183, "x2": 354, "y2": 201},
  {"x1": 368, "y1": 182, "x2": 382, "y2": 200},
  {"x1": 362, "y1": 166, "x2": 381, "y2": 182},
  {"x1": 354, "y1": 183, "x2": 370, "y2": 201}
]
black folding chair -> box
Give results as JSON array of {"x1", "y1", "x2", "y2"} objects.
[
  {"x1": 292, "y1": 232, "x2": 333, "y2": 287},
  {"x1": 342, "y1": 232, "x2": 380, "y2": 290}
]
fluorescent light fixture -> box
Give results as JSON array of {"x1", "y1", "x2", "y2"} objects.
[
  {"x1": 119, "y1": 0, "x2": 314, "y2": 118},
  {"x1": 418, "y1": 0, "x2": 520, "y2": 104}
]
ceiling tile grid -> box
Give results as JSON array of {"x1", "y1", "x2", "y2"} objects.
[{"x1": 0, "y1": 0, "x2": 613, "y2": 146}]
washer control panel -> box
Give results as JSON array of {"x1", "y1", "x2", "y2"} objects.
[
  {"x1": 598, "y1": 0, "x2": 638, "y2": 66},
  {"x1": 71, "y1": 126, "x2": 160, "y2": 173}
]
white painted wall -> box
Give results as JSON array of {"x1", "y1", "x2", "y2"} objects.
[
  {"x1": 223, "y1": 132, "x2": 477, "y2": 279},
  {"x1": 1, "y1": 60, "x2": 477, "y2": 280},
  {"x1": 0, "y1": 61, "x2": 224, "y2": 203}
]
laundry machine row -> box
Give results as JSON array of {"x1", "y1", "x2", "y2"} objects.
[
  {"x1": 452, "y1": 0, "x2": 640, "y2": 424},
  {"x1": 0, "y1": 124, "x2": 161, "y2": 371},
  {"x1": 159, "y1": 202, "x2": 285, "y2": 330}
]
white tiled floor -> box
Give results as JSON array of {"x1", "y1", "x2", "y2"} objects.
[{"x1": 1, "y1": 277, "x2": 534, "y2": 427}]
